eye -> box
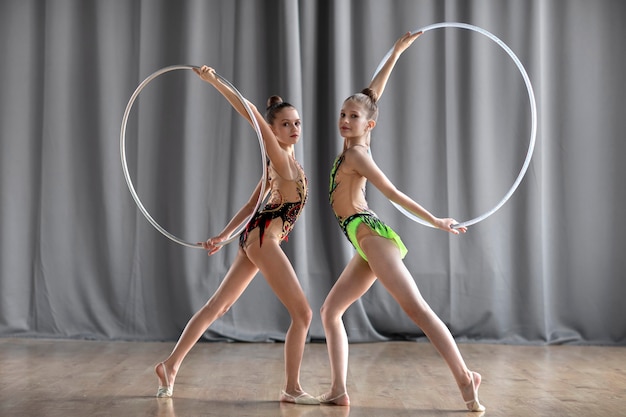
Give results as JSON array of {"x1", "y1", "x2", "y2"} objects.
[
  {"x1": 295, "y1": 121, "x2": 301, "y2": 127},
  {"x1": 340, "y1": 112, "x2": 346, "y2": 118},
  {"x1": 351, "y1": 114, "x2": 359, "y2": 119}
]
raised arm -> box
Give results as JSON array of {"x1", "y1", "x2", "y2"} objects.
[
  {"x1": 369, "y1": 31, "x2": 422, "y2": 101},
  {"x1": 194, "y1": 66, "x2": 291, "y2": 176},
  {"x1": 193, "y1": 66, "x2": 255, "y2": 124}
]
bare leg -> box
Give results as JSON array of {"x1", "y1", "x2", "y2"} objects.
[
  {"x1": 155, "y1": 249, "x2": 259, "y2": 395},
  {"x1": 245, "y1": 239, "x2": 315, "y2": 403},
  {"x1": 361, "y1": 235, "x2": 484, "y2": 411},
  {"x1": 318, "y1": 254, "x2": 377, "y2": 406}
]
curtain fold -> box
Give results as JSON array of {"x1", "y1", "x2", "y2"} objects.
[{"x1": 0, "y1": 0, "x2": 624, "y2": 345}]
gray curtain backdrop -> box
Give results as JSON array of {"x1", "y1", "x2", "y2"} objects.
[{"x1": 1, "y1": 0, "x2": 624, "y2": 345}]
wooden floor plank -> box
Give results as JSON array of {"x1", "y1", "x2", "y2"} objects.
[{"x1": 0, "y1": 338, "x2": 624, "y2": 416}]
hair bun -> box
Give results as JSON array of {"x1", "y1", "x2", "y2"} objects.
[
  {"x1": 266, "y1": 95, "x2": 284, "y2": 109},
  {"x1": 360, "y1": 88, "x2": 378, "y2": 103}
]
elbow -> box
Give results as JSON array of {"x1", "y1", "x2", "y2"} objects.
[
  {"x1": 246, "y1": 196, "x2": 262, "y2": 213},
  {"x1": 246, "y1": 100, "x2": 259, "y2": 112},
  {"x1": 384, "y1": 186, "x2": 401, "y2": 202}
]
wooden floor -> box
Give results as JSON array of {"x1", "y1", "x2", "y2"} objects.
[{"x1": 0, "y1": 338, "x2": 624, "y2": 417}]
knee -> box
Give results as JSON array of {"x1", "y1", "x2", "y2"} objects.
[
  {"x1": 320, "y1": 303, "x2": 341, "y2": 328},
  {"x1": 293, "y1": 304, "x2": 313, "y2": 328},
  {"x1": 284, "y1": 298, "x2": 312, "y2": 329}
]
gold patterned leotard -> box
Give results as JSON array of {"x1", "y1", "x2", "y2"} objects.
[{"x1": 240, "y1": 159, "x2": 307, "y2": 249}]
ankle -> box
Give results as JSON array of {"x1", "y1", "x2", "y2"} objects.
[
  {"x1": 459, "y1": 370, "x2": 475, "y2": 388},
  {"x1": 156, "y1": 361, "x2": 178, "y2": 382},
  {"x1": 283, "y1": 382, "x2": 304, "y2": 393}
]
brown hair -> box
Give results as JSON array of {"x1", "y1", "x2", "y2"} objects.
[
  {"x1": 344, "y1": 87, "x2": 379, "y2": 121},
  {"x1": 265, "y1": 95, "x2": 295, "y2": 124}
]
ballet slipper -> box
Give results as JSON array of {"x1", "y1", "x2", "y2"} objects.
[
  {"x1": 316, "y1": 391, "x2": 348, "y2": 405},
  {"x1": 464, "y1": 371, "x2": 485, "y2": 412},
  {"x1": 156, "y1": 362, "x2": 173, "y2": 398},
  {"x1": 280, "y1": 390, "x2": 320, "y2": 405}
]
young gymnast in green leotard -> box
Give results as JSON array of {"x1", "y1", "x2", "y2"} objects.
[{"x1": 318, "y1": 32, "x2": 485, "y2": 412}]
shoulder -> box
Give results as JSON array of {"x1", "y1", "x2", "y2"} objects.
[
  {"x1": 343, "y1": 146, "x2": 372, "y2": 166},
  {"x1": 338, "y1": 147, "x2": 372, "y2": 177},
  {"x1": 344, "y1": 145, "x2": 370, "y2": 158},
  {"x1": 270, "y1": 155, "x2": 302, "y2": 181}
]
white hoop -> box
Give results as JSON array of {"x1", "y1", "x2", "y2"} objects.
[
  {"x1": 120, "y1": 65, "x2": 267, "y2": 248},
  {"x1": 372, "y1": 22, "x2": 537, "y2": 229}
]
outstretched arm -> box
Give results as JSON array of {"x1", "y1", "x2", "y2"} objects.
[
  {"x1": 349, "y1": 147, "x2": 467, "y2": 234},
  {"x1": 199, "y1": 177, "x2": 269, "y2": 255},
  {"x1": 369, "y1": 31, "x2": 422, "y2": 101}
]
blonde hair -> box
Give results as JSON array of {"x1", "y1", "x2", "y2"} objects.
[{"x1": 344, "y1": 87, "x2": 379, "y2": 121}]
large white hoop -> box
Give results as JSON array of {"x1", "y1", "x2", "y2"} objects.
[
  {"x1": 373, "y1": 22, "x2": 537, "y2": 229},
  {"x1": 120, "y1": 65, "x2": 267, "y2": 248}
]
